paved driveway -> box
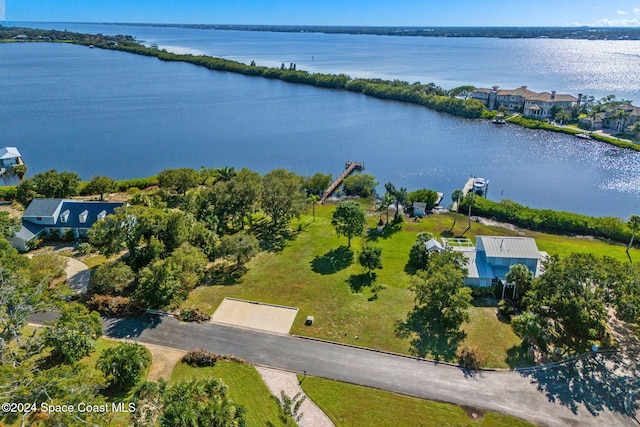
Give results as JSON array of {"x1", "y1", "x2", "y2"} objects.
[{"x1": 63, "y1": 257, "x2": 91, "y2": 294}]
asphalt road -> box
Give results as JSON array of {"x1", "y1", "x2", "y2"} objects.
[{"x1": 30, "y1": 313, "x2": 634, "y2": 427}]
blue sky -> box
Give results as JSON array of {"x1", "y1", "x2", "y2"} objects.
[{"x1": 3, "y1": 1, "x2": 640, "y2": 27}]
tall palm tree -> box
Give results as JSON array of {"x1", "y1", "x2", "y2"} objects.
[
  {"x1": 615, "y1": 109, "x2": 630, "y2": 132},
  {"x1": 631, "y1": 121, "x2": 640, "y2": 141},
  {"x1": 462, "y1": 192, "x2": 476, "y2": 236},
  {"x1": 450, "y1": 189, "x2": 463, "y2": 230},
  {"x1": 627, "y1": 214, "x2": 640, "y2": 262},
  {"x1": 554, "y1": 109, "x2": 570, "y2": 126}
]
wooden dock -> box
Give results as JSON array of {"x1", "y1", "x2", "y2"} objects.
[
  {"x1": 452, "y1": 177, "x2": 477, "y2": 212},
  {"x1": 320, "y1": 161, "x2": 364, "y2": 203}
]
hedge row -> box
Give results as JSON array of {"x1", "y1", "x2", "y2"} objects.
[{"x1": 463, "y1": 197, "x2": 634, "y2": 245}]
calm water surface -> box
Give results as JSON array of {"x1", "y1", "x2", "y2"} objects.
[{"x1": 1, "y1": 32, "x2": 639, "y2": 218}]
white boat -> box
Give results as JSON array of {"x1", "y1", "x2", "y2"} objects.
[
  {"x1": 576, "y1": 133, "x2": 592, "y2": 140},
  {"x1": 473, "y1": 178, "x2": 486, "y2": 191}
]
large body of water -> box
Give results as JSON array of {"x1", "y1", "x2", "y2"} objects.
[{"x1": 1, "y1": 23, "x2": 639, "y2": 218}]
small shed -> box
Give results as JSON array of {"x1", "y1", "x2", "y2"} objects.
[{"x1": 412, "y1": 202, "x2": 427, "y2": 217}]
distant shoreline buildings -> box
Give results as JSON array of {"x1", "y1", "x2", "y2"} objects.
[{"x1": 470, "y1": 85, "x2": 640, "y2": 132}]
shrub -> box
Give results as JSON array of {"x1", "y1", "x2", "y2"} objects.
[
  {"x1": 86, "y1": 295, "x2": 143, "y2": 317},
  {"x1": 181, "y1": 349, "x2": 248, "y2": 367},
  {"x1": 176, "y1": 308, "x2": 211, "y2": 323},
  {"x1": 76, "y1": 242, "x2": 93, "y2": 255},
  {"x1": 97, "y1": 342, "x2": 152, "y2": 391},
  {"x1": 497, "y1": 298, "x2": 517, "y2": 321},
  {"x1": 457, "y1": 346, "x2": 488, "y2": 370}
]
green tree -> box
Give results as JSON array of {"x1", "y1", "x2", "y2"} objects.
[
  {"x1": 408, "y1": 188, "x2": 439, "y2": 210},
  {"x1": 88, "y1": 261, "x2": 134, "y2": 295},
  {"x1": 505, "y1": 264, "x2": 534, "y2": 302},
  {"x1": 157, "y1": 168, "x2": 201, "y2": 195},
  {"x1": 626, "y1": 214, "x2": 640, "y2": 261},
  {"x1": 262, "y1": 169, "x2": 306, "y2": 226},
  {"x1": 331, "y1": 201, "x2": 366, "y2": 247},
  {"x1": 307, "y1": 194, "x2": 320, "y2": 221},
  {"x1": 207, "y1": 168, "x2": 262, "y2": 231},
  {"x1": 450, "y1": 189, "x2": 463, "y2": 229},
  {"x1": 29, "y1": 252, "x2": 67, "y2": 284},
  {"x1": 462, "y1": 192, "x2": 476, "y2": 235},
  {"x1": 220, "y1": 232, "x2": 260, "y2": 267},
  {"x1": 358, "y1": 245, "x2": 383, "y2": 276},
  {"x1": 97, "y1": 342, "x2": 152, "y2": 391},
  {"x1": 84, "y1": 175, "x2": 117, "y2": 200},
  {"x1": 408, "y1": 232, "x2": 434, "y2": 270},
  {"x1": 554, "y1": 108, "x2": 570, "y2": 126},
  {"x1": 410, "y1": 252, "x2": 471, "y2": 330},
  {"x1": 302, "y1": 173, "x2": 333, "y2": 196},
  {"x1": 342, "y1": 173, "x2": 378, "y2": 198},
  {"x1": 161, "y1": 378, "x2": 246, "y2": 427},
  {"x1": 42, "y1": 303, "x2": 102, "y2": 364},
  {"x1": 516, "y1": 253, "x2": 613, "y2": 355},
  {"x1": 16, "y1": 169, "x2": 80, "y2": 205},
  {"x1": 135, "y1": 259, "x2": 183, "y2": 309},
  {"x1": 631, "y1": 121, "x2": 640, "y2": 140},
  {"x1": 0, "y1": 211, "x2": 21, "y2": 239}
]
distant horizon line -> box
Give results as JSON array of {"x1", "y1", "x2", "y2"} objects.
[{"x1": 4, "y1": 21, "x2": 640, "y2": 30}]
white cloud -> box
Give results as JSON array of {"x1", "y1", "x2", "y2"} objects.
[
  {"x1": 617, "y1": 10, "x2": 627, "y2": 15},
  {"x1": 634, "y1": 8, "x2": 640, "y2": 14},
  {"x1": 594, "y1": 18, "x2": 640, "y2": 27}
]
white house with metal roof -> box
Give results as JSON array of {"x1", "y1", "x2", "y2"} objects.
[
  {"x1": 439, "y1": 236, "x2": 547, "y2": 288},
  {"x1": 0, "y1": 147, "x2": 22, "y2": 168},
  {"x1": 10, "y1": 198, "x2": 124, "y2": 252}
]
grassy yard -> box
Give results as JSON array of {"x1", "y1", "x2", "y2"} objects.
[
  {"x1": 299, "y1": 375, "x2": 536, "y2": 427},
  {"x1": 170, "y1": 361, "x2": 281, "y2": 427},
  {"x1": 185, "y1": 202, "x2": 637, "y2": 367}
]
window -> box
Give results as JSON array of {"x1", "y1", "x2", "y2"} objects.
[
  {"x1": 97, "y1": 210, "x2": 107, "y2": 220},
  {"x1": 79, "y1": 210, "x2": 89, "y2": 224},
  {"x1": 60, "y1": 209, "x2": 70, "y2": 223}
]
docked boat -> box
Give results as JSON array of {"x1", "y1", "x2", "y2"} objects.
[
  {"x1": 493, "y1": 117, "x2": 506, "y2": 125},
  {"x1": 473, "y1": 178, "x2": 486, "y2": 191},
  {"x1": 576, "y1": 133, "x2": 592, "y2": 140}
]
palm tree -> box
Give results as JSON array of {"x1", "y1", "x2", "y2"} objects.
[
  {"x1": 554, "y1": 109, "x2": 570, "y2": 126},
  {"x1": 462, "y1": 192, "x2": 476, "y2": 236},
  {"x1": 450, "y1": 189, "x2": 463, "y2": 230},
  {"x1": 307, "y1": 194, "x2": 319, "y2": 221},
  {"x1": 615, "y1": 109, "x2": 630, "y2": 132},
  {"x1": 587, "y1": 108, "x2": 601, "y2": 131},
  {"x1": 627, "y1": 214, "x2": 640, "y2": 262},
  {"x1": 631, "y1": 121, "x2": 640, "y2": 141}
]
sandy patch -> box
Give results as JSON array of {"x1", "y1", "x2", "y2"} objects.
[
  {"x1": 211, "y1": 298, "x2": 298, "y2": 334},
  {"x1": 142, "y1": 343, "x2": 187, "y2": 382}
]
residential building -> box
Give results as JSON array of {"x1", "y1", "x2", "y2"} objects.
[
  {"x1": 0, "y1": 147, "x2": 22, "y2": 168},
  {"x1": 10, "y1": 199, "x2": 124, "y2": 252},
  {"x1": 470, "y1": 86, "x2": 578, "y2": 117},
  {"x1": 436, "y1": 236, "x2": 547, "y2": 289}
]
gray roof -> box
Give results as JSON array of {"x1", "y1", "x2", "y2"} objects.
[
  {"x1": 0, "y1": 147, "x2": 21, "y2": 160},
  {"x1": 477, "y1": 236, "x2": 540, "y2": 259},
  {"x1": 23, "y1": 198, "x2": 65, "y2": 218}
]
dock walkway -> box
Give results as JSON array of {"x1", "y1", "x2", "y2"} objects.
[{"x1": 320, "y1": 162, "x2": 364, "y2": 204}]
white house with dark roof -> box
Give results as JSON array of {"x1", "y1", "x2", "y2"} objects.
[
  {"x1": 440, "y1": 236, "x2": 547, "y2": 288},
  {"x1": 10, "y1": 199, "x2": 124, "y2": 252}
]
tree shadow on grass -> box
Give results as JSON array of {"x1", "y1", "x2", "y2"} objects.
[
  {"x1": 367, "y1": 220, "x2": 403, "y2": 242},
  {"x1": 519, "y1": 352, "x2": 640, "y2": 417},
  {"x1": 310, "y1": 246, "x2": 354, "y2": 275},
  {"x1": 250, "y1": 218, "x2": 299, "y2": 253},
  {"x1": 347, "y1": 273, "x2": 376, "y2": 293},
  {"x1": 206, "y1": 264, "x2": 247, "y2": 285},
  {"x1": 506, "y1": 342, "x2": 535, "y2": 368},
  {"x1": 395, "y1": 308, "x2": 466, "y2": 361}
]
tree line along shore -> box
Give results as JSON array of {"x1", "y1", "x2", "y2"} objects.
[
  {"x1": 2, "y1": 166, "x2": 639, "y2": 249},
  {"x1": 1, "y1": 25, "x2": 639, "y2": 152}
]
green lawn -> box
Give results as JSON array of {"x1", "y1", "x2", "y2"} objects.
[
  {"x1": 170, "y1": 361, "x2": 281, "y2": 427},
  {"x1": 299, "y1": 375, "x2": 535, "y2": 427},
  {"x1": 185, "y1": 203, "x2": 637, "y2": 367}
]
